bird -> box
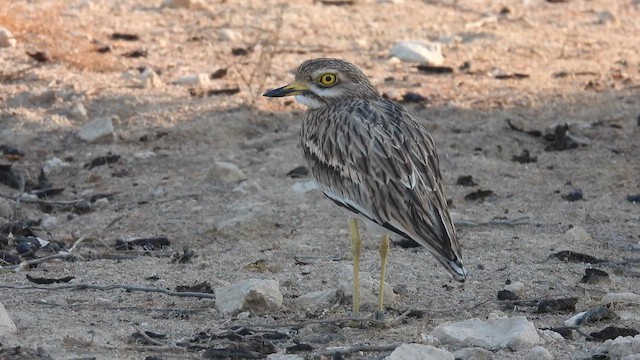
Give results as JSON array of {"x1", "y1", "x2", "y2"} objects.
[{"x1": 263, "y1": 58, "x2": 466, "y2": 318}]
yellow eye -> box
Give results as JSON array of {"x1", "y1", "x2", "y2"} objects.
[{"x1": 319, "y1": 73, "x2": 337, "y2": 86}]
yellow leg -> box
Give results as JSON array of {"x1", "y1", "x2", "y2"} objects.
[
  {"x1": 376, "y1": 234, "x2": 390, "y2": 320},
  {"x1": 349, "y1": 218, "x2": 362, "y2": 316}
]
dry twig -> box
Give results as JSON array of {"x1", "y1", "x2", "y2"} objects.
[{"x1": 0, "y1": 283, "x2": 216, "y2": 299}]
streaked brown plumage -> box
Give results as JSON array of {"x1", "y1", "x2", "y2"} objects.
[{"x1": 264, "y1": 58, "x2": 466, "y2": 292}]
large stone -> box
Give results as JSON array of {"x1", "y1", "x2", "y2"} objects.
[
  {"x1": 207, "y1": 162, "x2": 247, "y2": 185},
  {"x1": 432, "y1": 313, "x2": 540, "y2": 349},
  {"x1": 595, "y1": 335, "x2": 640, "y2": 359},
  {"x1": 390, "y1": 41, "x2": 444, "y2": 65},
  {"x1": 601, "y1": 292, "x2": 640, "y2": 304},
  {"x1": 0, "y1": 301, "x2": 17, "y2": 337},
  {"x1": 386, "y1": 343, "x2": 454, "y2": 360},
  {"x1": 78, "y1": 116, "x2": 115, "y2": 143},
  {"x1": 215, "y1": 279, "x2": 283, "y2": 315}
]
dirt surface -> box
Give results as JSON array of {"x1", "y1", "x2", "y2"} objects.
[{"x1": 1, "y1": 0, "x2": 639, "y2": 359}]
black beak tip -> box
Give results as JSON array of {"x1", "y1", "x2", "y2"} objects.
[{"x1": 263, "y1": 88, "x2": 282, "y2": 98}]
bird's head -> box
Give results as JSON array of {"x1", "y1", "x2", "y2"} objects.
[{"x1": 263, "y1": 58, "x2": 379, "y2": 109}]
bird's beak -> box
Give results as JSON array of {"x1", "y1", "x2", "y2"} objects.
[{"x1": 263, "y1": 81, "x2": 309, "y2": 97}]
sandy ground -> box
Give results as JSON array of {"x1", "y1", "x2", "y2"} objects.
[{"x1": 0, "y1": 0, "x2": 639, "y2": 359}]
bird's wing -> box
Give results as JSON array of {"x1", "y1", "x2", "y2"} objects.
[{"x1": 302, "y1": 99, "x2": 462, "y2": 269}]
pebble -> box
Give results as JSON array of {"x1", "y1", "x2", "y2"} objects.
[
  {"x1": 207, "y1": 162, "x2": 247, "y2": 185},
  {"x1": 28, "y1": 88, "x2": 58, "y2": 105},
  {"x1": 141, "y1": 68, "x2": 163, "y2": 88},
  {"x1": 215, "y1": 278, "x2": 283, "y2": 315},
  {"x1": 93, "y1": 197, "x2": 109, "y2": 209},
  {"x1": 68, "y1": 102, "x2": 88, "y2": 120},
  {"x1": 43, "y1": 157, "x2": 71, "y2": 176},
  {"x1": 504, "y1": 281, "x2": 525, "y2": 296},
  {"x1": 0, "y1": 27, "x2": 16, "y2": 48},
  {"x1": 232, "y1": 180, "x2": 263, "y2": 196},
  {"x1": 173, "y1": 73, "x2": 210, "y2": 87},
  {"x1": 538, "y1": 329, "x2": 565, "y2": 345},
  {"x1": 563, "y1": 226, "x2": 593, "y2": 243},
  {"x1": 601, "y1": 292, "x2": 640, "y2": 304},
  {"x1": 291, "y1": 180, "x2": 317, "y2": 194},
  {"x1": 295, "y1": 289, "x2": 338, "y2": 310},
  {"x1": 336, "y1": 264, "x2": 396, "y2": 308},
  {"x1": 0, "y1": 198, "x2": 14, "y2": 219},
  {"x1": 386, "y1": 343, "x2": 454, "y2": 360},
  {"x1": 390, "y1": 41, "x2": 444, "y2": 65},
  {"x1": 267, "y1": 355, "x2": 304, "y2": 360},
  {"x1": 432, "y1": 313, "x2": 540, "y2": 349},
  {"x1": 453, "y1": 347, "x2": 494, "y2": 360},
  {"x1": 526, "y1": 346, "x2": 553, "y2": 360},
  {"x1": 41, "y1": 215, "x2": 58, "y2": 231},
  {"x1": 77, "y1": 116, "x2": 115, "y2": 143},
  {"x1": 0, "y1": 301, "x2": 17, "y2": 337},
  {"x1": 218, "y1": 28, "x2": 239, "y2": 41}
]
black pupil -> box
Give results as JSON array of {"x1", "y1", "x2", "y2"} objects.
[{"x1": 325, "y1": 76, "x2": 332, "y2": 82}]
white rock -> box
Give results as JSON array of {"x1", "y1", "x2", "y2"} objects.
[
  {"x1": 595, "y1": 335, "x2": 640, "y2": 359},
  {"x1": 236, "y1": 311, "x2": 250, "y2": 320},
  {"x1": 390, "y1": 41, "x2": 444, "y2": 65},
  {"x1": 141, "y1": 68, "x2": 163, "y2": 88},
  {"x1": 538, "y1": 329, "x2": 565, "y2": 345},
  {"x1": 337, "y1": 264, "x2": 396, "y2": 308},
  {"x1": 453, "y1": 347, "x2": 494, "y2": 360},
  {"x1": 386, "y1": 343, "x2": 454, "y2": 360},
  {"x1": 215, "y1": 279, "x2": 283, "y2": 315},
  {"x1": 296, "y1": 289, "x2": 338, "y2": 310},
  {"x1": 432, "y1": 314, "x2": 540, "y2": 349},
  {"x1": 291, "y1": 181, "x2": 317, "y2": 194},
  {"x1": 601, "y1": 292, "x2": 640, "y2": 304},
  {"x1": 218, "y1": 28, "x2": 239, "y2": 41},
  {"x1": 564, "y1": 311, "x2": 587, "y2": 326},
  {"x1": 563, "y1": 227, "x2": 593, "y2": 243},
  {"x1": 43, "y1": 157, "x2": 70, "y2": 176},
  {"x1": 504, "y1": 281, "x2": 525, "y2": 296},
  {"x1": 0, "y1": 27, "x2": 16, "y2": 48},
  {"x1": 0, "y1": 198, "x2": 13, "y2": 219},
  {"x1": 173, "y1": 73, "x2": 210, "y2": 87},
  {"x1": 93, "y1": 197, "x2": 109, "y2": 209},
  {"x1": 0, "y1": 301, "x2": 17, "y2": 337},
  {"x1": 41, "y1": 216, "x2": 58, "y2": 231},
  {"x1": 207, "y1": 162, "x2": 247, "y2": 184},
  {"x1": 77, "y1": 116, "x2": 115, "y2": 143},
  {"x1": 267, "y1": 354, "x2": 304, "y2": 360},
  {"x1": 134, "y1": 150, "x2": 156, "y2": 159},
  {"x1": 68, "y1": 102, "x2": 88, "y2": 120},
  {"x1": 527, "y1": 346, "x2": 553, "y2": 360}
]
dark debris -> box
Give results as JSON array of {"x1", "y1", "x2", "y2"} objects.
[
  {"x1": 552, "y1": 250, "x2": 606, "y2": 264},
  {"x1": 456, "y1": 175, "x2": 477, "y2": 187},
  {"x1": 114, "y1": 237, "x2": 170, "y2": 251},
  {"x1": 26, "y1": 274, "x2": 75, "y2": 285},
  {"x1": 537, "y1": 297, "x2": 578, "y2": 313},
  {"x1": 589, "y1": 326, "x2": 639, "y2": 341},
  {"x1": 287, "y1": 166, "x2": 309, "y2": 178},
  {"x1": 111, "y1": 32, "x2": 140, "y2": 41},
  {"x1": 464, "y1": 189, "x2": 494, "y2": 201},
  {"x1": 175, "y1": 281, "x2": 214, "y2": 294},
  {"x1": 416, "y1": 65, "x2": 454, "y2": 74},
  {"x1": 562, "y1": 188, "x2": 583, "y2": 202},
  {"x1": 512, "y1": 149, "x2": 538, "y2": 164},
  {"x1": 627, "y1": 194, "x2": 640, "y2": 203},
  {"x1": 580, "y1": 268, "x2": 610, "y2": 284},
  {"x1": 84, "y1": 154, "x2": 120, "y2": 170}
]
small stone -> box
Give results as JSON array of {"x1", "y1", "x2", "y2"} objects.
[
  {"x1": 41, "y1": 215, "x2": 58, "y2": 230},
  {"x1": 219, "y1": 28, "x2": 239, "y2": 41},
  {"x1": 595, "y1": 334, "x2": 640, "y2": 359},
  {"x1": 215, "y1": 278, "x2": 283, "y2": 315},
  {"x1": 432, "y1": 314, "x2": 540, "y2": 349},
  {"x1": 207, "y1": 162, "x2": 247, "y2": 185},
  {"x1": 0, "y1": 301, "x2": 17, "y2": 337},
  {"x1": 267, "y1": 354, "x2": 304, "y2": 360},
  {"x1": 563, "y1": 227, "x2": 593, "y2": 243},
  {"x1": 68, "y1": 102, "x2": 88, "y2": 120},
  {"x1": 336, "y1": 264, "x2": 396, "y2": 308},
  {"x1": 173, "y1": 73, "x2": 210, "y2": 87},
  {"x1": 141, "y1": 68, "x2": 163, "y2": 88},
  {"x1": 386, "y1": 343, "x2": 454, "y2": 360},
  {"x1": 134, "y1": 150, "x2": 156, "y2": 159},
  {"x1": 28, "y1": 88, "x2": 58, "y2": 105},
  {"x1": 43, "y1": 157, "x2": 71, "y2": 176},
  {"x1": 390, "y1": 41, "x2": 444, "y2": 65},
  {"x1": 291, "y1": 181, "x2": 317, "y2": 194},
  {"x1": 0, "y1": 198, "x2": 13, "y2": 219},
  {"x1": 453, "y1": 347, "x2": 494, "y2": 360},
  {"x1": 538, "y1": 329, "x2": 566, "y2": 344},
  {"x1": 596, "y1": 10, "x2": 615, "y2": 24},
  {"x1": 527, "y1": 346, "x2": 553, "y2": 360},
  {"x1": 296, "y1": 289, "x2": 338, "y2": 310},
  {"x1": 0, "y1": 27, "x2": 16, "y2": 48},
  {"x1": 77, "y1": 116, "x2": 115, "y2": 143},
  {"x1": 601, "y1": 292, "x2": 640, "y2": 304},
  {"x1": 93, "y1": 197, "x2": 109, "y2": 209},
  {"x1": 504, "y1": 281, "x2": 525, "y2": 296}
]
